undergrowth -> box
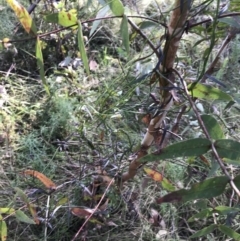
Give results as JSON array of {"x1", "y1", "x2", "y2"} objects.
[{"x1": 1, "y1": 0, "x2": 240, "y2": 240}]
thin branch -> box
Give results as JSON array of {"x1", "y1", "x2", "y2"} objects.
[
  {"x1": 71, "y1": 177, "x2": 115, "y2": 241},
  {"x1": 127, "y1": 18, "x2": 159, "y2": 57},
  {"x1": 181, "y1": 79, "x2": 240, "y2": 197},
  {"x1": 201, "y1": 31, "x2": 236, "y2": 82},
  {"x1": 188, "y1": 12, "x2": 240, "y2": 29}
]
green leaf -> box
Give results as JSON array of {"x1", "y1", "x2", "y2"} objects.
[
  {"x1": 7, "y1": 0, "x2": 37, "y2": 35},
  {"x1": 156, "y1": 176, "x2": 229, "y2": 204},
  {"x1": 188, "y1": 83, "x2": 233, "y2": 101},
  {"x1": 214, "y1": 206, "x2": 240, "y2": 215},
  {"x1": 15, "y1": 210, "x2": 36, "y2": 224},
  {"x1": 218, "y1": 225, "x2": 240, "y2": 239},
  {"x1": 219, "y1": 17, "x2": 240, "y2": 29},
  {"x1": 14, "y1": 187, "x2": 29, "y2": 203},
  {"x1": 120, "y1": 15, "x2": 129, "y2": 54},
  {"x1": 201, "y1": 114, "x2": 224, "y2": 139},
  {"x1": 139, "y1": 21, "x2": 159, "y2": 30},
  {"x1": 233, "y1": 175, "x2": 240, "y2": 190},
  {"x1": 161, "y1": 178, "x2": 175, "y2": 191},
  {"x1": 36, "y1": 38, "x2": 50, "y2": 95},
  {"x1": 214, "y1": 139, "x2": 240, "y2": 162},
  {"x1": 188, "y1": 208, "x2": 213, "y2": 222},
  {"x1": 140, "y1": 138, "x2": 211, "y2": 163},
  {"x1": 78, "y1": 20, "x2": 90, "y2": 76},
  {"x1": 106, "y1": 0, "x2": 124, "y2": 16},
  {"x1": 190, "y1": 224, "x2": 217, "y2": 238},
  {"x1": 0, "y1": 208, "x2": 15, "y2": 215},
  {"x1": 44, "y1": 10, "x2": 78, "y2": 29},
  {"x1": 0, "y1": 221, "x2": 7, "y2": 241},
  {"x1": 224, "y1": 100, "x2": 236, "y2": 111},
  {"x1": 90, "y1": 5, "x2": 110, "y2": 37}
]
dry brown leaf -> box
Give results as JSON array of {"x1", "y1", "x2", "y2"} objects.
[
  {"x1": 23, "y1": 170, "x2": 56, "y2": 190},
  {"x1": 98, "y1": 198, "x2": 109, "y2": 211},
  {"x1": 29, "y1": 204, "x2": 40, "y2": 225},
  {"x1": 199, "y1": 155, "x2": 210, "y2": 166},
  {"x1": 71, "y1": 207, "x2": 93, "y2": 218}
]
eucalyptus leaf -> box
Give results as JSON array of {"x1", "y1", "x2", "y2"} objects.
[
  {"x1": 188, "y1": 208, "x2": 213, "y2": 222},
  {"x1": 156, "y1": 176, "x2": 229, "y2": 204},
  {"x1": 44, "y1": 10, "x2": 78, "y2": 29},
  {"x1": 218, "y1": 225, "x2": 240, "y2": 239},
  {"x1": 140, "y1": 138, "x2": 211, "y2": 163},
  {"x1": 214, "y1": 139, "x2": 240, "y2": 162},
  {"x1": 0, "y1": 220, "x2": 7, "y2": 241},
  {"x1": 120, "y1": 15, "x2": 129, "y2": 54},
  {"x1": 201, "y1": 114, "x2": 224, "y2": 139},
  {"x1": 15, "y1": 210, "x2": 36, "y2": 224},
  {"x1": 188, "y1": 83, "x2": 233, "y2": 101},
  {"x1": 36, "y1": 38, "x2": 50, "y2": 95},
  {"x1": 106, "y1": 0, "x2": 124, "y2": 16},
  {"x1": 190, "y1": 224, "x2": 217, "y2": 238},
  {"x1": 78, "y1": 20, "x2": 90, "y2": 75},
  {"x1": 90, "y1": 5, "x2": 110, "y2": 37},
  {"x1": 219, "y1": 17, "x2": 240, "y2": 28}
]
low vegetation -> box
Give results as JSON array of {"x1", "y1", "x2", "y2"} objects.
[{"x1": 1, "y1": 0, "x2": 240, "y2": 240}]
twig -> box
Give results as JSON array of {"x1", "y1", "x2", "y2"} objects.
[
  {"x1": 44, "y1": 195, "x2": 51, "y2": 241},
  {"x1": 71, "y1": 177, "x2": 115, "y2": 241},
  {"x1": 188, "y1": 12, "x2": 240, "y2": 29},
  {"x1": 181, "y1": 78, "x2": 240, "y2": 197},
  {"x1": 127, "y1": 18, "x2": 159, "y2": 57},
  {"x1": 201, "y1": 31, "x2": 236, "y2": 82}
]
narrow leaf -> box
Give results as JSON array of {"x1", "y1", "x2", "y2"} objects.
[
  {"x1": 106, "y1": 0, "x2": 124, "y2": 16},
  {"x1": 156, "y1": 176, "x2": 229, "y2": 204},
  {"x1": 6, "y1": 0, "x2": 37, "y2": 35},
  {"x1": 90, "y1": 5, "x2": 110, "y2": 37},
  {"x1": 0, "y1": 208, "x2": 15, "y2": 215},
  {"x1": 78, "y1": 20, "x2": 90, "y2": 75},
  {"x1": 161, "y1": 178, "x2": 175, "y2": 191},
  {"x1": 224, "y1": 100, "x2": 235, "y2": 111},
  {"x1": 218, "y1": 225, "x2": 240, "y2": 239},
  {"x1": 144, "y1": 167, "x2": 163, "y2": 182},
  {"x1": 0, "y1": 221, "x2": 7, "y2": 241},
  {"x1": 29, "y1": 204, "x2": 40, "y2": 225},
  {"x1": 233, "y1": 175, "x2": 240, "y2": 190},
  {"x1": 36, "y1": 38, "x2": 50, "y2": 95},
  {"x1": 140, "y1": 138, "x2": 211, "y2": 163},
  {"x1": 190, "y1": 224, "x2": 217, "y2": 238},
  {"x1": 14, "y1": 188, "x2": 39, "y2": 224},
  {"x1": 120, "y1": 15, "x2": 129, "y2": 54},
  {"x1": 15, "y1": 210, "x2": 36, "y2": 224},
  {"x1": 23, "y1": 170, "x2": 56, "y2": 190},
  {"x1": 205, "y1": 74, "x2": 227, "y2": 88},
  {"x1": 71, "y1": 207, "x2": 93, "y2": 218},
  {"x1": 138, "y1": 21, "x2": 159, "y2": 30},
  {"x1": 44, "y1": 10, "x2": 78, "y2": 29},
  {"x1": 188, "y1": 208, "x2": 213, "y2": 222},
  {"x1": 201, "y1": 114, "x2": 224, "y2": 139},
  {"x1": 14, "y1": 187, "x2": 29, "y2": 203},
  {"x1": 188, "y1": 83, "x2": 233, "y2": 101},
  {"x1": 219, "y1": 17, "x2": 240, "y2": 28},
  {"x1": 214, "y1": 206, "x2": 240, "y2": 215},
  {"x1": 214, "y1": 139, "x2": 240, "y2": 162}
]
